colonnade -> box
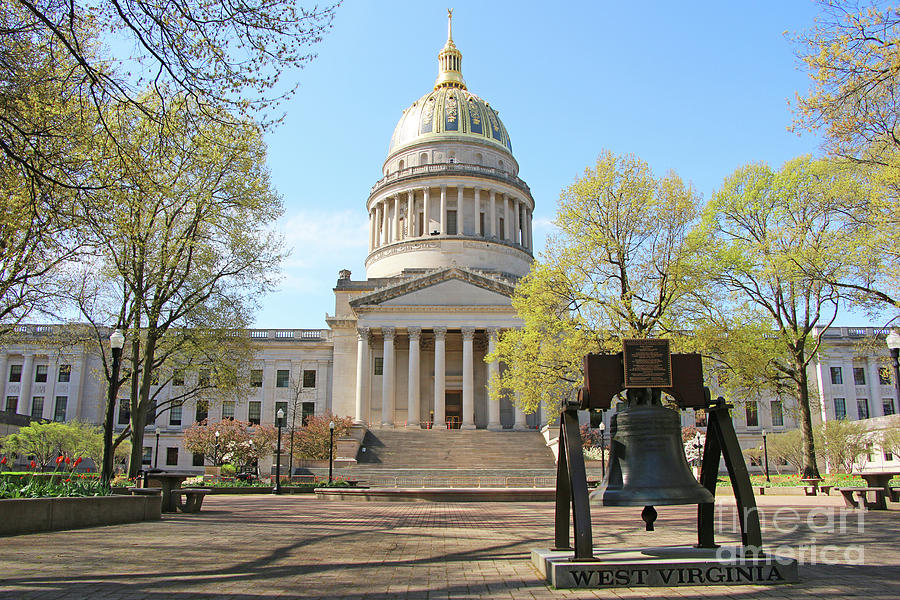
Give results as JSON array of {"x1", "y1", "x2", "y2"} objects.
[
  {"x1": 354, "y1": 326, "x2": 528, "y2": 430},
  {"x1": 368, "y1": 185, "x2": 533, "y2": 252}
]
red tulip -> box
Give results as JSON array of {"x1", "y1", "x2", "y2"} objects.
[
  {"x1": 65, "y1": 478, "x2": 71, "y2": 483},
  {"x1": 30, "y1": 460, "x2": 36, "y2": 468},
  {"x1": 0, "y1": 456, "x2": 6, "y2": 465},
  {"x1": 86, "y1": 468, "x2": 91, "y2": 473},
  {"x1": 56, "y1": 456, "x2": 64, "y2": 464},
  {"x1": 75, "y1": 457, "x2": 83, "y2": 465},
  {"x1": 64, "y1": 456, "x2": 71, "y2": 464}
]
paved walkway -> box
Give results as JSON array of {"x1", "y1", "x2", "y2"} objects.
[{"x1": 0, "y1": 495, "x2": 897, "y2": 599}]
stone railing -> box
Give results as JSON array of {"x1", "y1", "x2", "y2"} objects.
[{"x1": 370, "y1": 162, "x2": 532, "y2": 197}]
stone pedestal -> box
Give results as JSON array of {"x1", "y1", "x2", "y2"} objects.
[{"x1": 531, "y1": 546, "x2": 798, "y2": 589}]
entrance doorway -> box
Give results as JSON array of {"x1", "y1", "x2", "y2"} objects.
[{"x1": 445, "y1": 391, "x2": 462, "y2": 429}]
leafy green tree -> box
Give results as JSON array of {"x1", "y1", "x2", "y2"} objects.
[
  {"x1": 694, "y1": 156, "x2": 864, "y2": 478},
  {"x1": 766, "y1": 430, "x2": 807, "y2": 475},
  {"x1": 65, "y1": 98, "x2": 283, "y2": 477},
  {"x1": 290, "y1": 414, "x2": 354, "y2": 460},
  {"x1": 881, "y1": 426, "x2": 900, "y2": 456},
  {"x1": 793, "y1": 1, "x2": 900, "y2": 320},
  {"x1": 816, "y1": 419, "x2": 869, "y2": 473},
  {"x1": 0, "y1": 421, "x2": 109, "y2": 469},
  {"x1": 489, "y1": 151, "x2": 702, "y2": 415}
]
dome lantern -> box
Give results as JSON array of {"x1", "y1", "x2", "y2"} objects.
[{"x1": 435, "y1": 9, "x2": 466, "y2": 90}]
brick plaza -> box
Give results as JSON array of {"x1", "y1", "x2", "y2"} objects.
[{"x1": 0, "y1": 495, "x2": 897, "y2": 599}]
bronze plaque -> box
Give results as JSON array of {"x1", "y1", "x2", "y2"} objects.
[{"x1": 623, "y1": 338, "x2": 672, "y2": 387}]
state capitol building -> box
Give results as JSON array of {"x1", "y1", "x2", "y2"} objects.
[{"x1": 0, "y1": 15, "x2": 897, "y2": 474}]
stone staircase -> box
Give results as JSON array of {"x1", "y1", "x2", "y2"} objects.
[{"x1": 299, "y1": 428, "x2": 558, "y2": 487}]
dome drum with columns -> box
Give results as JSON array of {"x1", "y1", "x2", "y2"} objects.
[{"x1": 328, "y1": 12, "x2": 542, "y2": 431}]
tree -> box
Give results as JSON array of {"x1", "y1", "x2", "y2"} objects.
[
  {"x1": 289, "y1": 413, "x2": 353, "y2": 461},
  {"x1": 816, "y1": 419, "x2": 869, "y2": 472},
  {"x1": 694, "y1": 156, "x2": 864, "y2": 478},
  {"x1": 766, "y1": 430, "x2": 807, "y2": 475},
  {"x1": 0, "y1": 421, "x2": 114, "y2": 469},
  {"x1": 793, "y1": 1, "x2": 900, "y2": 320},
  {"x1": 65, "y1": 97, "x2": 283, "y2": 477},
  {"x1": 881, "y1": 426, "x2": 900, "y2": 455},
  {"x1": 489, "y1": 151, "x2": 702, "y2": 414},
  {"x1": 183, "y1": 419, "x2": 275, "y2": 467}
]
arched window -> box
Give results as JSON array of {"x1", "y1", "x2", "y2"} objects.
[
  {"x1": 448, "y1": 151, "x2": 456, "y2": 164},
  {"x1": 398, "y1": 159, "x2": 405, "y2": 171},
  {"x1": 498, "y1": 160, "x2": 504, "y2": 170},
  {"x1": 419, "y1": 152, "x2": 428, "y2": 165},
  {"x1": 474, "y1": 153, "x2": 482, "y2": 165}
]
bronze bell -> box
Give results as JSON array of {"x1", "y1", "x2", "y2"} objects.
[{"x1": 591, "y1": 402, "x2": 714, "y2": 520}]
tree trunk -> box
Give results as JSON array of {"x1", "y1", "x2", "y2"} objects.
[
  {"x1": 795, "y1": 362, "x2": 821, "y2": 479},
  {"x1": 100, "y1": 347, "x2": 123, "y2": 485},
  {"x1": 128, "y1": 330, "x2": 159, "y2": 477}
]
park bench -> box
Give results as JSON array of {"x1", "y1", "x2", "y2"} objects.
[
  {"x1": 891, "y1": 487, "x2": 900, "y2": 503},
  {"x1": 170, "y1": 488, "x2": 211, "y2": 513},
  {"x1": 799, "y1": 478, "x2": 832, "y2": 496},
  {"x1": 835, "y1": 487, "x2": 887, "y2": 511}
]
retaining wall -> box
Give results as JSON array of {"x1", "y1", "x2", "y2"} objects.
[{"x1": 0, "y1": 495, "x2": 161, "y2": 536}]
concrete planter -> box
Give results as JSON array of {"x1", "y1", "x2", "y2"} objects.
[
  {"x1": 0, "y1": 495, "x2": 161, "y2": 536},
  {"x1": 202, "y1": 486, "x2": 274, "y2": 494}
]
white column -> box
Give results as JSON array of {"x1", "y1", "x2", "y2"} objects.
[
  {"x1": 379, "y1": 201, "x2": 387, "y2": 246},
  {"x1": 866, "y1": 356, "x2": 881, "y2": 416},
  {"x1": 514, "y1": 389, "x2": 528, "y2": 430},
  {"x1": 433, "y1": 327, "x2": 447, "y2": 429},
  {"x1": 487, "y1": 329, "x2": 502, "y2": 430},
  {"x1": 354, "y1": 327, "x2": 369, "y2": 424},
  {"x1": 457, "y1": 184, "x2": 465, "y2": 235},
  {"x1": 17, "y1": 352, "x2": 34, "y2": 415},
  {"x1": 407, "y1": 327, "x2": 421, "y2": 428},
  {"x1": 0, "y1": 353, "x2": 7, "y2": 408},
  {"x1": 407, "y1": 190, "x2": 415, "y2": 238},
  {"x1": 462, "y1": 327, "x2": 475, "y2": 429},
  {"x1": 439, "y1": 185, "x2": 447, "y2": 235},
  {"x1": 392, "y1": 196, "x2": 400, "y2": 242},
  {"x1": 70, "y1": 353, "x2": 87, "y2": 422},
  {"x1": 381, "y1": 327, "x2": 395, "y2": 428},
  {"x1": 513, "y1": 198, "x2": 520, "y2": 244},
  {"x1": 526, "y1": 208, "x2": 533, "y2": 250},
  {"x1": 474, "y1": 188, "x2": 482, "y2": 236},
  {"x1": 489, "y1": 191, "x2": 496, "y2": 238},
  {"x1": 423, "y1": 187, "x2": 431, "y2": 235},
  {"x1": 46, "y1": 357, "x2": 58, "y2": 420},
  {"x1": 504, "y1": 195, "x2": 512, "y2": 241}
]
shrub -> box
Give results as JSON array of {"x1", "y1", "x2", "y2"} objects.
[
  {"x1": 290, "y1": 413, "x2": 354, "y2": 460},
  {"x1": 220, "y1": 463, "x2": 237, "y2": 477}
]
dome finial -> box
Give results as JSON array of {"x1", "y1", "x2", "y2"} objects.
[{"x1": 435, "y1": 9, "x2": 466, "y2": 90}]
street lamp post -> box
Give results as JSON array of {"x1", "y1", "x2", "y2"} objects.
[
  {"x1": 214, "y1": 430, "x2": 220, "y2": 467},
  {"x1": 762, "y1": 429, "x2": 770, "y2": 483},
  {"x1": 887, "y1": 331, "x2": 900, "y2": 412},
  {"x1": 101, "y1": 329, "x2": 125, "y2": 485},
  {"x1": 598, "y1": 421, "x2": 606, "y2": 478},
  {"x1": 328, "y1": 420, "x2": 335, "y2": 484},
  {"x1": 154, "y1": 432, "x2": 160, "y2": 469},
  {"x1": 274, "y1": 409, "x2": 284, "y2": 494}
]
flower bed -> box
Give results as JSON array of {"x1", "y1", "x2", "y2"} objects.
[{"x1": 0, "y1": 495, "x2": 161, "y2": 535}]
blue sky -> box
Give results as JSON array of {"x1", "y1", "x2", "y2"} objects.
[{"x1": 256, "y1": 1, "x2": 839, "y2": 329}]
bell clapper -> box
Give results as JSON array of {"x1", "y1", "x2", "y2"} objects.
[{"x1": 641, "y1": 505, "x2": 657, "y2": 531}]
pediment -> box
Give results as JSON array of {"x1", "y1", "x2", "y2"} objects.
[{"x1": 349, "y1": 268, "x2": 516, "y2": 308}]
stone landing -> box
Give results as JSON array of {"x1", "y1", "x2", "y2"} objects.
[{"x1": 532, "y1": 546, "x2": 799, "y2": 588}]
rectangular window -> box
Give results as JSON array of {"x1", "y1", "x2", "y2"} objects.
[
  {"x1": 745, "y1": 402, "x2": 758, "y2": 427},
  {"x1": 302, "y1": 402, "x2": 315, "y2": 426},
  {"x1": 54, "y1": 396, "x2": 67, "y2": 422},
  {"x1": 879, "y1": 367, "x2": 892, "y2": 385},
  {"x1": 885, "y1": 451, "x2": 894, "y2": 462},
  {"x1": 834, "y1": 397, "x2": 846, "y2": 420},
  {"x1": 118, "y1": 399, "x2": 130, "y2": 425},
  {"x1": 142, "y1": 446, "x2": 152, "y2": 465},
  {"x1": 373, "y1": 357, "x2": 384, "y2": 376},
  {"x1": 5, "y1": 396, "x2": 17, "y2": 412},
  {"x1": 303, "y1": 369, "x2": 316, "y2": 388},
  {"x1": 479, "y1": 213, "x2": 485, "y2": 236},
  {"x1": 195, "y1": 400, "x2": 208, "y2": 423},
  {"x1": 771, "y1": 400, "x2": 784, "y2": 427},
  {"x1": 192, "y1": 452, "x2": 204, "y2": 467},
  {"x1": 276, "y1": 369, "x2": 289, "y2": 388},
  {"x1": 199, "y1": 369, "x2": 211, "y2": 387},
  {"x1": 884, "y1": 398, "x2": 896, "y2": 416},
  {"x1": 853, "y1": 367, "x2": 866, "y2": 386},
  {"x1": 173, "y1": 369, "x2": 184, "y2": 387},
  {"x1": 34, "y1": 365, "x2": 47, "y2": 383},
  {"x1": 170, "y1": 405, "x2": 182, "y2": 426},
  {"x1": 248, "y1": 401, "x2": 261, "y2": 425},
  {"x1": 498, "y1": 217, "x2": 505, "y2": 240},
  {"x1": 694, "y1": 409, "x2": 707, "y2": 428},
  {"x1": 275, "y1": 401, "x2": 288, "y2": 425},
  {"x1": 830, "y1": 367, "x2": 843, "y2": 384},
  {"x1": 222, "y1": 401, "x2": 235, "y2": 420},
  {"x1": 9, "y1": 364, "x2": 22, "y2": 383},
  {"x1": 857, "y1": 398, "x2": 869, "y2": 420},
  {"x1": 167, "y1": 447, "x2": 179, "y2": 466},
  {"x1": 30, "y1": 397, "x2": 44, "y2": 420},
  {"x1": 250, "y1": 369, "x2": 263, "y2": 388},
  {"x1": 57, "y1": 364, "x2": 71, "y2": 383},
  {"x1": 447, "y1": 210, "x2": 457, "y2": 235}
]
